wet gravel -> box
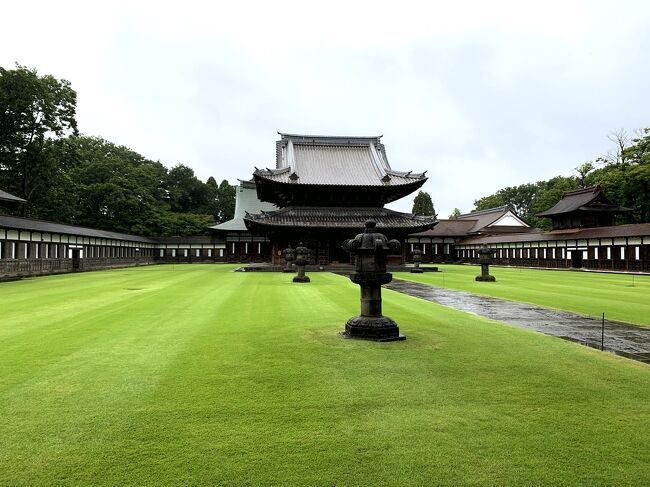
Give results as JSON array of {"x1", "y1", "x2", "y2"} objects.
[{"x1": 385, "y1": 279, "x2": 650, "y2": 363}]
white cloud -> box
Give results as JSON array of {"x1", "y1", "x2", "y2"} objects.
[{"x1": 2, "y1": 0, "x2": 649, "y2": 216}]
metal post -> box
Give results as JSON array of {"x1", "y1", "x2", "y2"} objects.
[{"x1": 601, "y1": 312, "x2": 605, "y2": 351}]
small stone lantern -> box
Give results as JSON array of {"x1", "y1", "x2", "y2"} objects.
[
  {"x1": 293, "y1": 242, "x2": 311, "y2": 283},
  {"x1": 341, "y1": 220, "x2": 405, "y2": 341},
  {"x1": 475, "y1": 244, "x2": 496, "y2": 282},
  {"x1": 410, "y1": 246, "x2": 424, "y2": 273},
  {"x1": 282, "y1": 245, "x2": 295, "y2": 273}
]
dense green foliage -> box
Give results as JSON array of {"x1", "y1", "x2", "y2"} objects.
[
  {"x1": 0, "y1": 265, "x2": 648, "y2": 486},
  {"x1": 0, "y1": 64, "x2": 77, "y2": 206},
  {"x1": 473, "y1": 129, "x2": 650, "y2": 229},
  {"x1": 0, "y1": 65, "x2": 236, "y2": 236},
  {"x1": 411, "y1": 190, "x2": 436, "y2": 216},
  {"x1": 400, "y1": 264, "x2": 650, "y2": 327}
]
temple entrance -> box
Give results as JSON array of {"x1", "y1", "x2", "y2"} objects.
[
  {"x1": 570, "y1": 250, "x2": 583, "y2": 268},
  {"x1": 71, "y1": 249, "x2": 81, "y2": 270},
  {"x1": 328, "y1": 240, "x2": 351, "y2": 264}
]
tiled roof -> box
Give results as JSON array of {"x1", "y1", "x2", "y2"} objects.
[
  {"x1": 457, "y1": 206, "x2": 529, "y2": 233},
  {"x1": 458, "y1": 223, "x2": 650, "y2": 245},
  {"x1": 255, "y1": 133, "x2": 426, "y2": 187},
  {"x1": 244, "y1": 206, "x2": 436, "y2": 232},
  {"x1": 536, "y1": 186, "x2": 628, "y2": 216},
  {"x1": 0, "y1": 189, "x2": 26, "y2": 203},
  {"x1": 0, "y1": 214, "x2": 155, "y2": 242},
  {"x1": 155, "y1": 235, "x2": 225, "y2": 244},
  {"x1": 211, "y1": 180, "x2": 278, "y2": 232},
  {"x1": 410, "y1": 219, "x2": 477, "y2": 237}
]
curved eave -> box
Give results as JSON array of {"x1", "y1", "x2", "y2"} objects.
[
  {"x1": 244, "y1": 219, "x2": 435, "y2": 233},
  {"x1": 243, "y1": 208, "x2": 436, "y2": 234},
  {"x1": 253, "y1": 173, "x2": 427, "y2": 207},
  {"x1": 537, "y1": 206, "x2": 632, "y2": 217}
]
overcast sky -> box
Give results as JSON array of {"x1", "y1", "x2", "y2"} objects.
[{"x1": 2, "y1": 0, "x2": 649, "y2": 216}]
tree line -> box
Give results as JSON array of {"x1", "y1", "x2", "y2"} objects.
[
  {"x1": 471, "y1": 129, "x2": 650, "y2": 229},
  {"x1": 0, "y1": 65, "x2": 235, "y2": 236}
]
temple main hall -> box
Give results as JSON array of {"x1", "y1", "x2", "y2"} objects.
[{"x1": 241, "y1": 133, "x2": 437, "y2": 265}]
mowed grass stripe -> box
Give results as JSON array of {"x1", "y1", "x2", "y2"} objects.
[
  {"x1": 0, "y1": 265, "x2": 648, "y2": 486},
  {"x1": 398, "y1": 264, "x2": 650, "y2": 326},
  {"x1": 0, "y1": 265, "x2": 247, "y2": 485}
]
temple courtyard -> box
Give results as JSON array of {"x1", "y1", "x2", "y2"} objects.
[{"x1": 1, "y1": 264, "x2": 649, "y2": 486}]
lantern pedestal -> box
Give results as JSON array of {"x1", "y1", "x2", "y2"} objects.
[
  {"x1": 292, "y1": 243, "x2": 311, "y2": 283},
  {"x1": 475, "y1": 263, "x2": 496, "y2": 282},
  {"x1": 292, "y1": 267, "x2": 310, "y2": 282},
  {"x1": 342, "y1": 316, "x2": 405, "y2": 341},
  {"x1": 341, "y1": 220, "x2": 405, "y2": 341},
  {"x1": 475, "y1": 244, "x2": 497, "y2": 282},
  {"x1": 282, "y1": 245, "x2": 296, "y2": 273},
  {"x1": 410, "y1": 247, "x2": 424, "y2": 273}
]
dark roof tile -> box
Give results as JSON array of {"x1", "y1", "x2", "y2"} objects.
[
  {"x1": 458, "y1": 223, "x2": 650, "y2": 245},
  {"x1": 410, "y1": 219, "x2": 477, "y2": 237},
  {"x1": 457, "y1": 206, "x2": 530, "y2": 233},
  {"x1": 244, "y1": 206, "x2": 436, "y2": 232},
  {"x1": 0, "y1": 214, "x2": 155, "y2": 243},
  {"x1": 536, "y1": 186, "x2": 629, "y2": 216}
]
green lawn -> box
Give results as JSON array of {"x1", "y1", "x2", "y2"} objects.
[
  {"x1": 398, "y1": 264, "x2": 650, "y2": 327},
  {"x1": 0, "y1": 264, "x2": 648, "y2": 486}
]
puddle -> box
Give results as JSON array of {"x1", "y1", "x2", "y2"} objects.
[{"x1": 385, "y1": 279, "x2": 650, "y2": 364}]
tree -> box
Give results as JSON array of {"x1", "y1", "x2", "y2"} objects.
[
  {"x1": 0, "y1": 65, "x2": 77, "y2": 212},
  {"x1": 528, "y1": 176, "x2": 578, "y2": 229},
  {"x1": 411, "y1": 190, "x2": 436, "y2": 216},
  {"x1": 469, "y1": 127, "x2": 650, "y2": 229},
  {"x1": 599, "y1": 129, "x2": 631, "y2": 165},
  {"x1": 165, "y1": 164, "x2": 212, "y2": 213},
  {"x1": 214, "y1": 179, "x2": 236, "y2": 223},
  {"x1": 574, "y1": 162, "x2": 594, "y2": 188},
  {"x1": 448, "y1": 208, "x2": 462, "y2": 219},
  {"x1": 63, "y1": 136, "x2": 165, "y2": 233},
  {"x1": 589, "y1": 128, "x2": 650, "y2": 223}
]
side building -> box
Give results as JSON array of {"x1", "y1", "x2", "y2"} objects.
[
  {"x1": 0, "y1": 213, "x2": 158, "y2": 276},
  {"x1": 210, "y1": 180, "x2": 278, "y2": 262},
  {"x1": 0, "y1": 212, "x2": 233, "y2": 278},
  {"x1": 0, "y1": 187, "x2": 229, "y2": 278},
  {"x1": 407, "y1": 205, "x2": 534, "y2": 262},
  {"x1": 417, "y1": 186, "x2": 650, "y2": 272}
]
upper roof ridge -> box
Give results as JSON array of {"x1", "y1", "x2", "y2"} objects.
[
  {"x1": 459, "y1": 205, "x2": 509, "y2": 218},
  {"x1": 561, "y1": 185, "x2": 601, "y2": 197},
  {"x1": 278, "y1": 133, "x2": 383, "y2": 145}
]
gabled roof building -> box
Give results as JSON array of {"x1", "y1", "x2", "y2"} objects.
[
  {"x1": 456, "y1": 205, "x2": 533, "y2": 234},
  {"x1": 210, "y1": 180, "x2": 278, "y2": 262},
  {"x1": 536, "y1": 186, "x2": 630, "y2": 229},
  {"x1": 415, "y1": 187, "x2": 649, "y2": 272},
  {"x1": 407, "y1": 205, "x2": 535, "y2": 262}
]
